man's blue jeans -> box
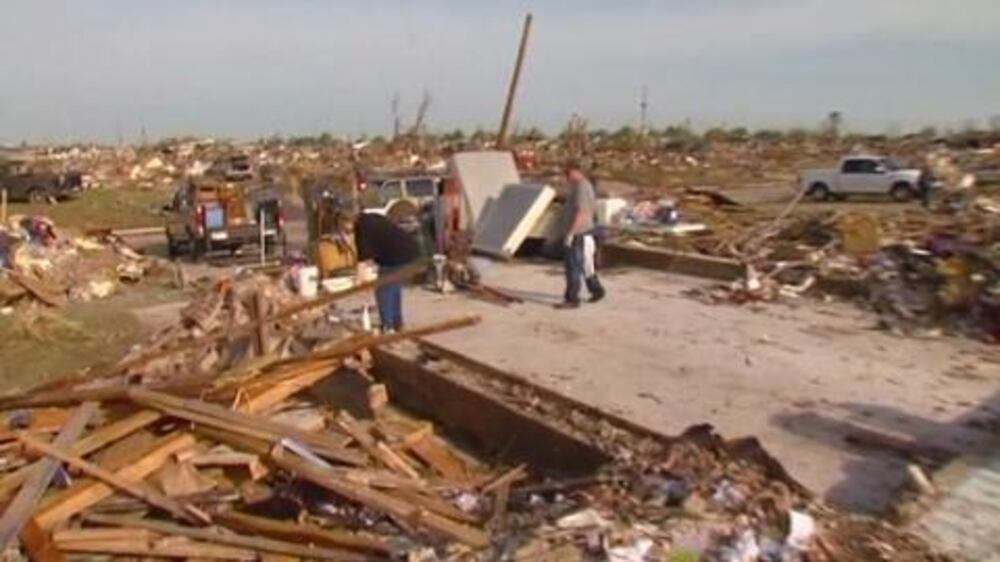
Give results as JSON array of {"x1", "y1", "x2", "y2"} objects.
[{"x1": 375, "y1": 267, "x2": 404, "y2": 332}]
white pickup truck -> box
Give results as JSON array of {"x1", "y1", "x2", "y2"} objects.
[{"x1": 799, "y1": 155, "x2": 923, "y2": 201}]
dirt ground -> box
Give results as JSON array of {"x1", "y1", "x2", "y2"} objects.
[{"x1": 402, "y1": 261, "x2": 1000, "y2": 514}]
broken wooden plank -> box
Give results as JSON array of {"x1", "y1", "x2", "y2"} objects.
[
  {"x1": 270, "y1": 315, "x2": 481, "y2": 369},
  {"x1": 34, "y1": 432, "x2": 196, "y2": 529},
  {"x1": 0, "y1": 409, "x2": 162, "y2": 502},
  {"x1": 84, "y1": 513, "x2": 377, "y2": 561},
  {"x1": 55, "y1": 534, "x2": 256, "y2": 560},
  {"x1": 404, "y1": 426, "x2": 472, "y2": 481},
  {"x1": 0, "y1": 402, "x2": 97, "y2": 550},
  {"x1": 214, "y1": 510, "x2": 393, "y2": 556},
  {"x1": 127, "y1": 388, "x2": 363, "y2": 466},
  {"x1": 0, "y1": 408, "x2": 72, "y2": 442},
  {"x1": 335, "y1": 411, "x2": 421, "y2": 480},
  {"x1": 268, "y1": 446, "x2": 490, "y2": 547},
  {"x1": 482, "y1": 464, "x2": 527, "y2": 494},
  {"x1": 844, "y1": 422, "x2": 956, "y2": 463},
  {"x1": 19, "y1": 518, "x2": 65, "y2": 562},
  {"x1": 17, "y1": 432, "x2": 208, "y2": 526},
  {"x1": 201, "y1": 426, "x2": 489, "y2": 547}
]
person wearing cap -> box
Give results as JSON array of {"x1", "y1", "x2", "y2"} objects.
[
  {"x1": 335, "y1": 209, "x2": 418, "y2": 332},
  {"x1": 556, "y1": 161, "x2": 606, "y2": 309}
]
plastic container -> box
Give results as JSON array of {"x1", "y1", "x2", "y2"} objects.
[{"x1": 295, "y1": 265, "x2": 319, "y2": 298}]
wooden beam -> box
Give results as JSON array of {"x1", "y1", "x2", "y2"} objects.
[
  {"x1": 127, "y1": 389, "x2": 363, "y2": 466},
  {"x1": 0, "y1": 402, "x2": 97, "y2": 550},
  {"x1": 19, "y1": 517, "x2": 65, "y2": 562},
  {"x1": 212, "y1": 510, "x2": 393, "y2": 556},
  {"x1": 269, "y1": 447, "x2": 490, "y2": 547},
  {"x1": 266, "y1": 314, "x2": 481, "y2": 369},
  {"x1": 17, "y1": 432, "x2": 207, "y2": 526},
  {"x1": 83, "y1": 513, "x2": 377, "y2": 561},
  {"x1": 0, "y1": 409, "x2": 161, "y2": 501},
  {"x1": 200, "y1": 427, "x2": 489, "y2": 547},
  {"x1": 34, "y1": 432, "x2": 196, "y2": 529},
  {"x1": 55, "y1": 533, "x2": 256, "y2": 560}
]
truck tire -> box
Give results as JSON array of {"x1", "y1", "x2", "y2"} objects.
[
  {"x1": 166, "y1": 234, "x2": 178, "y2": 259},
  {"x1": 191, "y1": 239, "x2": 206, "y2": 261},
  {"x1": 807, "y1": 182, "x2": 830, "y2": 201},
  {"x1": 27, "y1": 188, "x2": 46, "y2": 203},
  {"x1": 890, "y1": 182, "x2": 913, "y2": 202}
]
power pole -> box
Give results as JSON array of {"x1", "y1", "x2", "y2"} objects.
[
  {"x1": 496, "y1": 13, "x2": 533, "y2": 149},
  {"x1": 640, "y1": 84, "x2": 649, "y2": 136},
  {"x1": 391, "y1": 91, "x2": 401, "y2": 139}
]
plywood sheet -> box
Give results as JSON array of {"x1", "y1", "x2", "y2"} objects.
[
  {"x1": 450, "y1": 151, "x2": 520, "y2": 229},
  {"x1": 472, "y1": 184, "x2": 555, "y2": 259}
]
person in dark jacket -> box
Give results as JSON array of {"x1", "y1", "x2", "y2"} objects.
[{"x1": 336, "y1": 210, "x2": 418, "y2": 332}]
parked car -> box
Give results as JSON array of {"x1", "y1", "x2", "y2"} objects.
[
  {"x1": 799, "y1": 155, "x2": 923, "y2": 201},
  {"x1": 0, "y1": 159, "x2": 82, "y2": 202},
  {"x1": 206, "y1": 154, "x2": 254, "y2": 182},
  {"x1": 164, "y1": 180, "x2": 286, "y2": 260}
]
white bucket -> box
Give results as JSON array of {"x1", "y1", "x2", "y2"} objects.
[{"x1": 295, "y1": 266, "x2": 319, "y2": 298}]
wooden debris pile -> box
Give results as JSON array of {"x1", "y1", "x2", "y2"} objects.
[
  {"x1": 0, "y1": 266, "x2": 495, "y2": 560},
  {"x1": 0, "y1": 216, "x2": 149, "y2": 309}
]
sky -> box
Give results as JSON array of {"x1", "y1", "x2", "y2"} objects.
[{"x1": 1, "y1": 0, "x2": 998, "y2": 143}]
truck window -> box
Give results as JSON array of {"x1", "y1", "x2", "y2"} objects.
[
  {"x1": 406, "y1": 178, "x2": 436, "y2": 197},
  {"x1": 381, "y1": 180, "x2": 403, "y2": 200},
  {"x1": 843, "y1": 159, "x2": 877, "y2": 174}
]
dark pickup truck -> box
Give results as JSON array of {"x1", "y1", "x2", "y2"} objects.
[{"x1": 0, "y1": 160, "x2": 82, "y2": 202}]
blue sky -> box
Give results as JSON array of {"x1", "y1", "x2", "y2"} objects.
[{"x1": 1, "y1": 0, "x2": 998, "y2": 143}]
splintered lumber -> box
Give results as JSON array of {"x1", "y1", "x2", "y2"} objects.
[
  {"x1": 231, "y1": 360, "x2": 340, "y2": 413},
  {"x1": 482, "y1": 464, "x2": 528, "y2": 494},
  {"x1": 16, "y1": 432, "x2": 207, "y2": 526},
  {"x1": 55, "y1": 532, "x2": 256, "y2": 560},
  {"x1": 843, "y1": 422, "x2": 956, "y2": 463},
  {"x1": 0, "y1": 409, "x2": 161, "y2": 500},
  {"x1": 127, "y1": 388, "x2": 363, "y2": 466},
  {"x1": 214, "y1": 510, "x2": 393, "y2": 556},
  {"x1": 0, "y1": 408, "x2": 72, "y2": 442},
  {"x1": 0, "y1": 401, "x2": 97, "y2": 550},
  {"x1": 335, "y1": 411, "x2": 421, "y2": 480},
  {"x1": 19, "y1": 518, "x2": 65, "y2": 562},
  {"x1": 114, "y1": 260, "x2": 426, "y2": 373},
  {"x1": 403, "y1": 426, "x2": 471, "y2": 480},
  {"x1": 271, "y1": 315, "x2": 481, "y2": 368},
  {"x1": 200, "y1": 427, "x2": 489, "y2": 547},
  {"x1": 83, "y1": 513, "x2": 377, "y2": 561},
  {"x1": 0, "y1": 377, "x2": 208, "y2": 410},
  {"x1": 34, "y1": 432, "x2": 196, "y2": 529},
  {"x1": 268, "y1": 446, "x2": 490, "y2": 547}
]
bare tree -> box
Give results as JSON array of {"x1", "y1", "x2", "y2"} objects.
[{"x1": 409, "y1": 90, "x2": 432, "y2": 137}]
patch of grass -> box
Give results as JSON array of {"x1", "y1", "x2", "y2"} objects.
[
  {"x1": 5, "y1": 187, "x2": 170, "y2": 231},
  {"x1": 0, "y1": 281, "x2": 188, "y2": 393}
]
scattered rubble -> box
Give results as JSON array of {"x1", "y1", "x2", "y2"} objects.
[{"x1": 0, "y1": 215, "x2": 150, "y2": 309}]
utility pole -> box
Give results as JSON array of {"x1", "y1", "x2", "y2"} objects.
[
  {"x1": 640, "y1": 84, "x2": 649, "y2": 136},
  {"x1": 496, "y1": 13, "x2": 533, "y2": 149},
  {"x1": 391, "y1": 91, "x2": 401, "y2": 139}
]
